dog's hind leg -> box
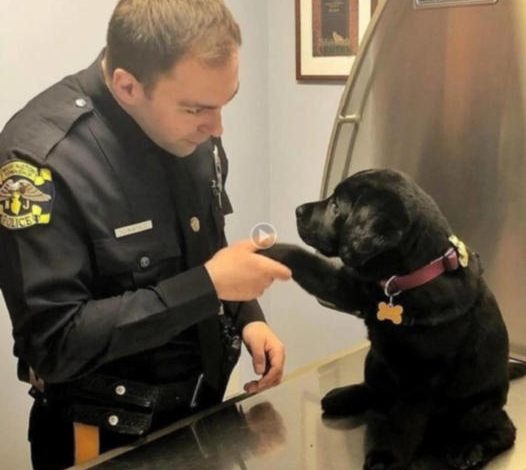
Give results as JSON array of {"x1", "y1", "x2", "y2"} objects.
[
  {"x1": 445, "y1": 406, "x2": 516, "y2": 470},
  {"x1": 322, "y1": 383, "x2": 376, "y2": 416}
]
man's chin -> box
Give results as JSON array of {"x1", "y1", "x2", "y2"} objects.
[{"x1": 166, "y1": 141, "x2": 198, "y2": 157}]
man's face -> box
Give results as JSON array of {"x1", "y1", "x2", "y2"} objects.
[{"x1": 132, "y1": 50, "x2": 239, "y2": 156}]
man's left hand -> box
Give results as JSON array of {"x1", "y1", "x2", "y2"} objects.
[{"x1": 241, "y1": 321, "x2": 285, "y2": 393}]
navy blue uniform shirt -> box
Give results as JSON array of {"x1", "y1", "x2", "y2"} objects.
[{"x1": 0, "y1": 54, "x2": 264, "y2": 391}]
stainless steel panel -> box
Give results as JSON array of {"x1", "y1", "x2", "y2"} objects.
[
  {"x1": 79, "y1": 344, "x2": 526, "y2": 469},
  {"x1": 322, "y1": 0, "x2": 526, "y2": 359}
]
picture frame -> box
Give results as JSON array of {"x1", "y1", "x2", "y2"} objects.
[{"x1": 295, "y1": 0, "x2": 377, "y2": 81}]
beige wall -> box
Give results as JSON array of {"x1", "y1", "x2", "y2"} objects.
[{"x1": 265, "y1": 0, "x2": 367, "y2": 375}]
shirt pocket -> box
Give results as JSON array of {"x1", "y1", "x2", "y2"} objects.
[{"x1": 92, "y1": 228, "x2": 182, "y2": 294}]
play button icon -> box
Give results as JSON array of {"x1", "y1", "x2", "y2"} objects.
[{"x1": 250, "y1": 222, "x2": 278, "y2": 249}]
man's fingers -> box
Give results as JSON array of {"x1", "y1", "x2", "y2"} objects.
[
  {"x1": 258, "y1": 256, "x2": 292, "y2": 280},
  {"x1": 260, "y1": 348, "x2": 285, "y2": 388},
  {"x1": 246, "y1": 350, "x2": 285, "y2": 393},
  {"x1": 244, "y1": 380, "x2": 259, "y2": 394},
  {"x1": 257, "y1": 365, "x2": 282, "y2": 391},
  {"x1": 235, "y1": 239, "x2": 259, "y2": 252},
  {"x1": 244, "y1": 367, "x2": 282, "y2": 394},
  {"x1": 269, "y1": 345, "x2": 286, "y2": 373},
  {"x1": 252, "y1": 350, "x2": 267, "y2": 375},
  {"x1": 235, "y1": 239, "x2": 292, "y2": 280}
]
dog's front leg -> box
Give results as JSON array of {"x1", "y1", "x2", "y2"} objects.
[{"x1": 260, "y1": 243, "x2": 362, "y2": 312}]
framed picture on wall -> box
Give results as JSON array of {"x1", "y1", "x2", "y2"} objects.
[{"x1": 295, "y1": 0, "x2": 378, "y2": 81}]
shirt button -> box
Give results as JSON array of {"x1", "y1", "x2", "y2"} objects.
[
  {"x1": 139, "y1": 256, "x2": 151, "y2": 269},
  {"x1": 115, "y1": 385, "x2": 126, "y2": 396},
  {"x1": 190, "y1": 216, "x2": 200, "y2": 232},
  {"x1": 108, "y1": 415, "x2": 119, "y2": 427},
  {"x1": 75, "y1": 98, "x2": 88, "y2": 108}
]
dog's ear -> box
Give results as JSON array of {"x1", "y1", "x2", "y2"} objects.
[{"x1": 338, "y1": 193, "x2": 409, "y2": 267}]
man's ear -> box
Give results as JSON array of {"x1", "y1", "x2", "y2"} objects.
[
  {"x1": 338, "y1": 196, "x2": 408, "y2": 267},
  {"x1": 110, "y1": 68, "x2": 145, "y2": 106}
]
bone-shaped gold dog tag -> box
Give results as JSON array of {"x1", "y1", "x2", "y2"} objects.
[{"x1": 377, "y1": 302, "x2": 404, "y2": 325}]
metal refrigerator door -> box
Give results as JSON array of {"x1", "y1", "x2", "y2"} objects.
[{"x1": 322, "y1": 0, "x2": 526, "y2": 359}]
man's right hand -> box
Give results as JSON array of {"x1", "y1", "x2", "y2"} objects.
[{"x1": 204, "y1": 240, "x2": 292, "y2": 301}]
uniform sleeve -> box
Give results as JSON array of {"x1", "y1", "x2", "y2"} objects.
[
  {"x1": 227, "y1": 300, "x2": 266, "y2": 331},
  {"x1": 0, "y1": 173, "x2": 221, "y2": 383}
]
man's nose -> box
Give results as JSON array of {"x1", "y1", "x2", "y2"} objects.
[{"x1": 200, "y1": 109, "x2": 223, "y2": 137}]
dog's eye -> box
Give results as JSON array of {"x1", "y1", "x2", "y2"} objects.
[{"x1": 329, "y1": 200, "x2": 339, "y2": 214}]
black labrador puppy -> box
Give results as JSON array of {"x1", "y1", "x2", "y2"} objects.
[{"x1": 262, "y1": 169, "x2": 526, "y2": 470}]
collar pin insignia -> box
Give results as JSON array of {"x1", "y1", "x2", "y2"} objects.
[{"x1": 190, "y1": 216, "x2": 200, "y2": 233}]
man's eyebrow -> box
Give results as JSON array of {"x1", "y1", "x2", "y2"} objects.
[{"x1": 179, "y1": 83, "x2": 240, "y2": 109}]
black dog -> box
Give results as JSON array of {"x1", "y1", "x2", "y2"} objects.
[{"x1": 262, "y1": 169, "x2": 526, "y2": 470}]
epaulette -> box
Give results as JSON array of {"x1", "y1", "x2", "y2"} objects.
[{"x1": 0, "y1": 76, "x2": 94, "y2": 164}]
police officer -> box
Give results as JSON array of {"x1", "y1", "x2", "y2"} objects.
[{"x1": 0, "y1": 1, "x2": 291, "y2": 469}]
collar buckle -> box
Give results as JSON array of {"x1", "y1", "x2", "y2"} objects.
[{"x1": 442, "y1": 247, "x2": 460, "y2": 271}]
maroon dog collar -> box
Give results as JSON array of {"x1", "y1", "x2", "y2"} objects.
[
  {"x1": 380, "y1": 247, "x2": 460, "y2": 297},
  {"x1": 376, "y1": 237, "x2": 471, "y2": 326}
]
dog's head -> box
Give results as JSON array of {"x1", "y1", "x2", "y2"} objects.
[{"x1": 296, "y1": 169, "x2": 450, "y2": 276}]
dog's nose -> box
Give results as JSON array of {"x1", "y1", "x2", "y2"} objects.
[{"x1": 296, "y1": 205, "x2": 307, "y2": 218}]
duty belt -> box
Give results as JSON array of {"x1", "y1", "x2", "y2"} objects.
[{"x1": 36, "y1": 372, "x2": 209, "y2": 436}]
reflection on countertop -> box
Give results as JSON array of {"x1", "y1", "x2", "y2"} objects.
[{"x1": 81, "y1": 343, "x2": 526, "y2": 470}]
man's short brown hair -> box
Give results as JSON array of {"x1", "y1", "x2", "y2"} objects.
[{"x1": 105, "y1": 0, "x2": 241, "y2": 89}]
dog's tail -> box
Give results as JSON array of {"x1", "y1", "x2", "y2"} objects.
[{"x1": 509, "y1": 358, "x2": 526, "y2": 380}]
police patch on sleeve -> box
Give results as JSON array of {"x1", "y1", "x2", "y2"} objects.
[{"x1": 0, "y1": 160, "x2": 54, "y2": 230}]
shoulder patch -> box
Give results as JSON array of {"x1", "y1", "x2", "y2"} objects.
[{"x1": 0, "y1": 160, "x2": 54, "y2": 230}]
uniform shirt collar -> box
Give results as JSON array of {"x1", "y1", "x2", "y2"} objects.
[{"x1": 78, "y1": 50, "x2": 156, "y2": 153}]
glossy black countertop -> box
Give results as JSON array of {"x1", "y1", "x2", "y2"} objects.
[{"x1": 74, "y1": 343, "x2": 526, "y2": 470}]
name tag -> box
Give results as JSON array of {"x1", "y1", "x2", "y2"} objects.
[{"x1": 114, "y1": 220, "x2": 153, "y2": 238}]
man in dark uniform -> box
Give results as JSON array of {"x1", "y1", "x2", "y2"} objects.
[{"x1": 0, "y1": 1, "x2": 291, "y2": 468}]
